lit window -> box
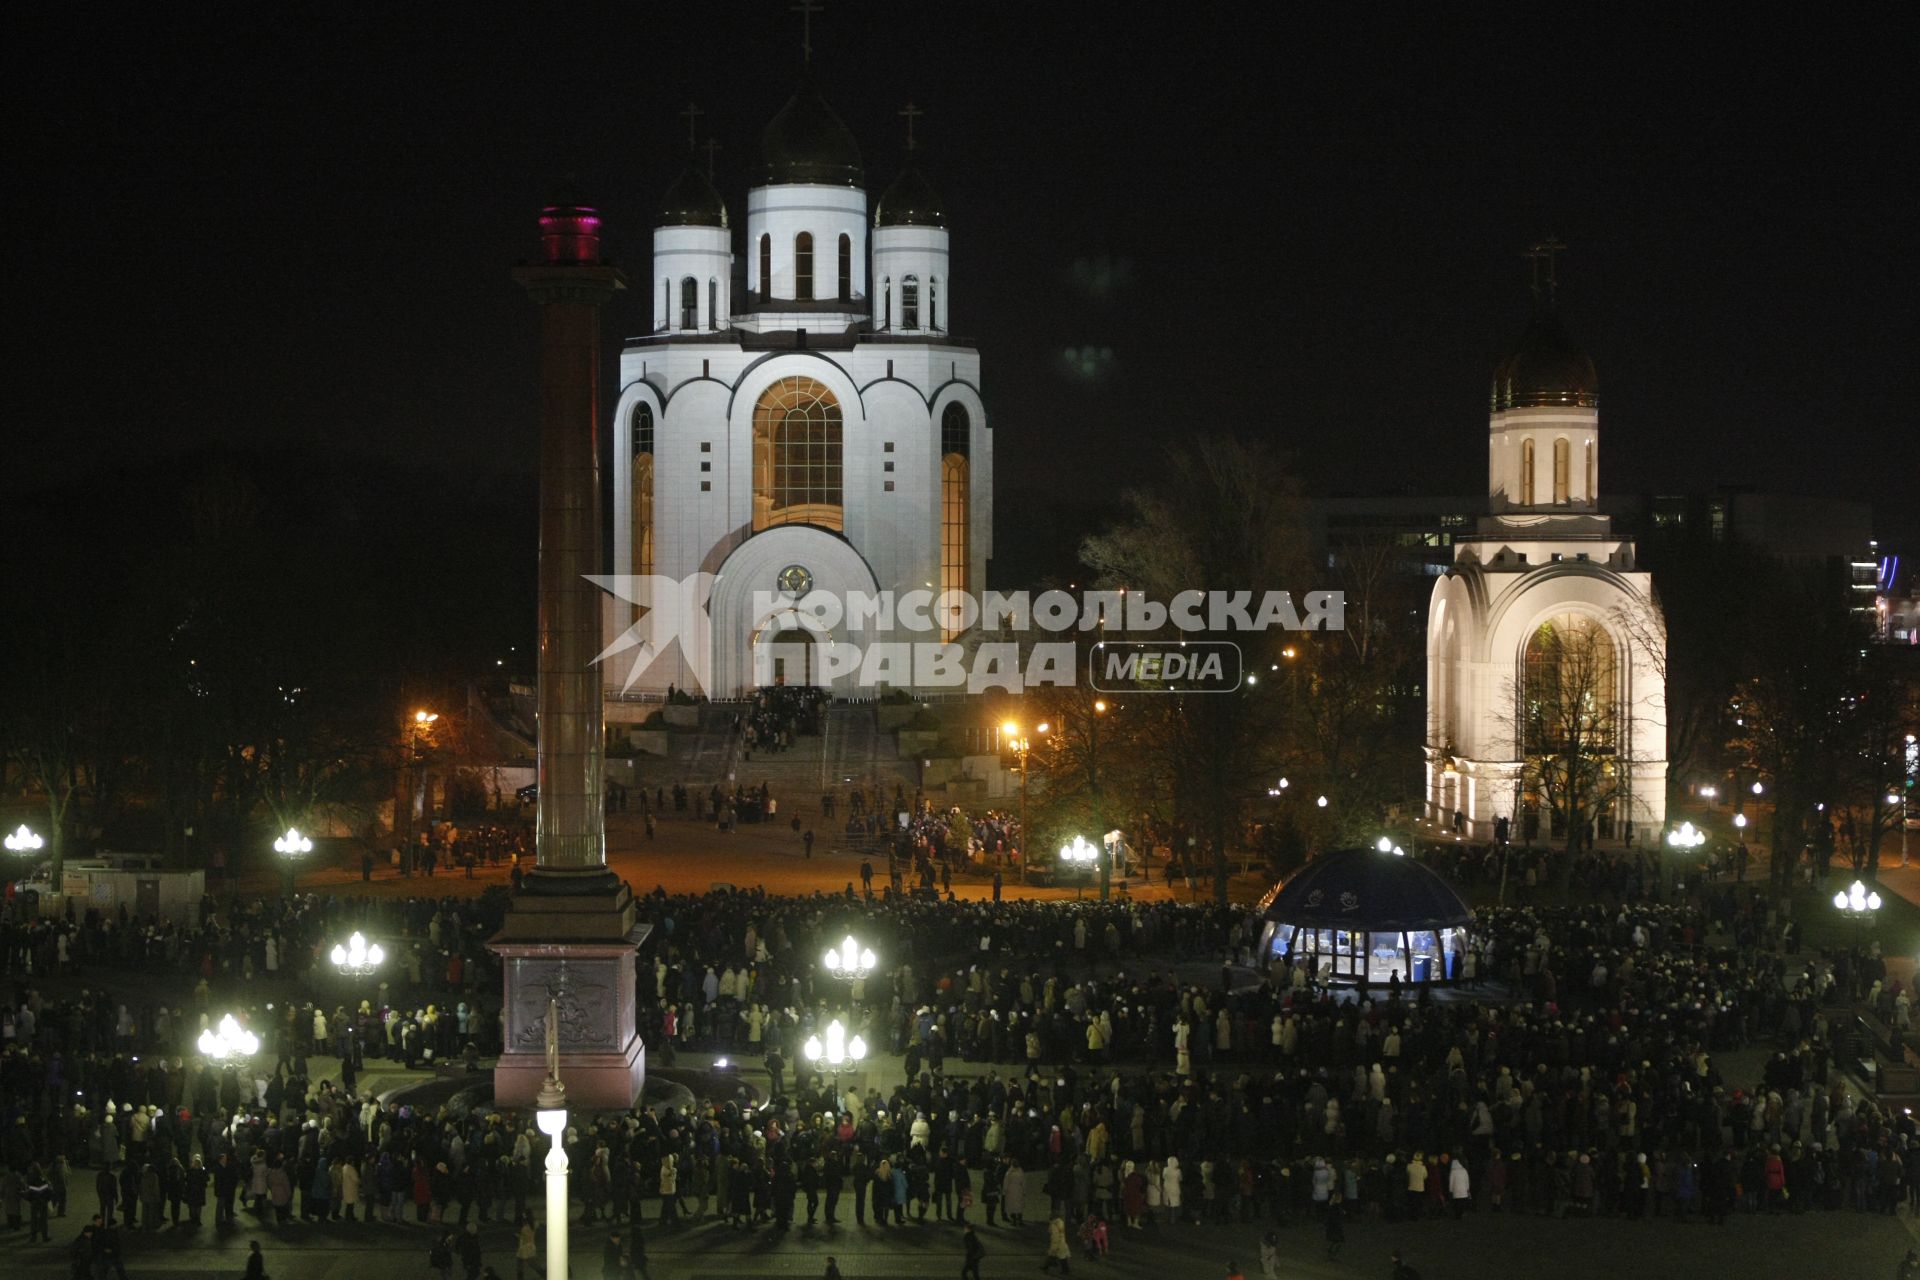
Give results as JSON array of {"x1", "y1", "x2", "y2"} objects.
[
  {"x1": 902, "y1": 275, "x2": 920, "y2": 329},
  {"x1": 1520, "y1": 438, "x2": 1536, "y2": 505},
  {"x1": 940, "y1": 403, "x2": 971, "y2": 641},
  {"x1": 1553, "y1": 438, "x2": 1570, "y2": 504},
  {"x1": 752, "y1": 376, "x2": 843, "y2": 532},
  {"x1": 631, "y1": 404, "x2": 654, "y2": 584},
  {"x1": 794, "y1": 232, "x2": 814, "y2": 302}
]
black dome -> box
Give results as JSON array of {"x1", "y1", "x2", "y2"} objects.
[
  {"x1": 1491, "y1": 308, "x2": 1598, "y2": 412},
  {"x1": 874, "y1": 164, "x2": 945, "y2": 228},
  {"x1": 657, "y1": 164, "x2": 728, "y2": 229},
  {"x1": 757, "y1": 83, "x2": 864, "y2": 188},
  {"x1": 1260, "y1": 847, "x2": 1472, "y2": 931}
]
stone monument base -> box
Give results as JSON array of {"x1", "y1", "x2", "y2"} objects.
[{"x1": 490, "y1": 876, "x2": 649, "y2": 1110}]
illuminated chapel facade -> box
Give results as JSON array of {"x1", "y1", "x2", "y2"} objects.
[{"x1": 1424, "y1": 268, "x2": 1668, "y2": 848}]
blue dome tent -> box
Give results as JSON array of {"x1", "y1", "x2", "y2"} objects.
[{"x1": 1256, "y1": 846, "x2": 1474, "y2": 985}]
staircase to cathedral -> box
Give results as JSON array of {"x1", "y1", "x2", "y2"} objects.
[{"x1": 657, "y1": 701, "x2": 912, "y2": 809}]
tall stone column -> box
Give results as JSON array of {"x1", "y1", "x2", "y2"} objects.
[{"x1": 492, "y1": 195, "x2": 648, "y2": 1110}]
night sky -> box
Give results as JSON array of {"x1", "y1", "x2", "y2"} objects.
[{"x1": 10, "y1": 5, "x2": 1915, "y2": 567}]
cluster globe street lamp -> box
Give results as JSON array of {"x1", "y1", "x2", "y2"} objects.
[
  {"x1": 273, "y1": 827, "x2": 313, "y2": 897},
  {"x1": 330, "y1": 931, "x2": 386, "y2": 978},
  {"x1": 822, "y1": 935, "x2": 876, "y2": 982},
  {"x1": 1667, "y1": 822, "x2": 1707, "y2": 853},
  {"x1": 1375, "y1": 836, "x2": 1406, "y2": 857},
  {"x1": 804, "y1": 1018, "x2": 867, "y2": 1101},
  {"x1": 197, "y1": 1013, "x2": 260, "y2": 1061},
  {"x1": 1060, "y1": 834, "x2": 1099, "y2": 899},
  {"x1": 6, "y1": 826, "x2": 44, "y2": 882},
  {"x1": 1833, "y1": 880, "x2": 1883, "y2": 921}
]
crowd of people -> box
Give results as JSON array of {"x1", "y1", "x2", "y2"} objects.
[{"x1": 0, "y1": 862, "x2": 1913, "y2": 1278}]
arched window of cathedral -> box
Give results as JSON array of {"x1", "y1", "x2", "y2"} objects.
[
  {"x1": 708, "y1": 278, "x2": 719, "y2": 330},
  {"x1": 1585, "y1": 439, "x2": 1595, "y2": 501},
  {"x1": 680, "y1": 277, "x2": 698, "y2": 331},
  {"x1": 902, "y1": 275, "x2": 920, "y2": 330},
  {"x1": 940, "y1": 403, "x2": 971, "y2": 641},
  {"x1": 794, "y1": 232, "x2": 814, "y2": 301},
  {"x1": 661, "y1": 279, "x2": 671, "y2": 329},
  {"x1": 929, "y1": 277, "x2": 940, "y2": 331},
  {"x1": 883, "y1": 278, "x2": 892, "y2": 329},
  {"x1": 631, "y1": 403, "x2": 654, "y2": 458},
  {"x1": 941, "y1": 401, "x2": 970, "y2": 458},
  {"x1": 1520, "y1": 438, "x2": 1536, "y2": 505},
  {"x1": 631, "y1": 404, "x2": 655, "y2": 586},
  {"x1": 837, "y1": 234, "x2": 852, "y2": 302},
  {"x1": 1552, "y1": 437, "x2": 1570, "y2": 504},
  {"x1": 1521, "y1": 613, "x2": 1618, "y2": 836},
  {"x1": 758, "y1": 234, "x2": 772, "y2": 302},
  {"x1": 751, "y1": 376, "x2": 843, "y2": 533}
]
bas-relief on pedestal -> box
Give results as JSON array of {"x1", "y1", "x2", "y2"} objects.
[{"x1": 492, "y1": 931, "x2": 650, "y2": 1110}]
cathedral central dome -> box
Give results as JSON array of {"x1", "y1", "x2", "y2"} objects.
[
  {"x1": 757, "y1": 82, "x2": 865, "y2": 188},
  {"x1": 1491, "y1": 307, "x2": 1598, "y2": 412}
]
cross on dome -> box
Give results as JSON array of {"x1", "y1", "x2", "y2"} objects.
[
  {"x1": 1525, "y1": 235, "x2": 1568, "y2": 303},
  {"x1": 791, "y1": 0, "x2": 824, "y2": 66},
  {"x1": 899, "y1": 101, "x2": 924, "y2": 152}
]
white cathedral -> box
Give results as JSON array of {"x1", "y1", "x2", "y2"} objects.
[
  {"x1": 1424, "y1": 267, "x2": 1669, "y2": 848},
  {"x1": 605, "y1": 83, "x2": 991, "y2": 700}
]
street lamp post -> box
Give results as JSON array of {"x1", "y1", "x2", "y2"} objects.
[
  {"x1": 1833, "y1": 879, "x2": 1883, "y2": 941},
  {"x1": 803, "y1": 1017, "x2": 867, "y2": 1106},
  {"x1": 197, "y1": 1013, "x2": 261, "y2": 1061},
  {"x1": 329, "y1": 931, "x2": 386, "y2": 978},
  {"x1": 1003, "y1": 721, "x2": 1037, "y2": 885},
  {"x1": 273, "y1": 827, "x2": 312, "y2": 898},
  {"x1": 822, "y1": 935, "x2": 876, "y2": 984},
  {"x1": 534, "y1": 998, "x2": 569, "y2": 1280},
  {"x1": 6, "y1": 825, "x2": 44, "y2": 863},
  {"x1": 1059, "y1": 835, "x2": 1099, "y2": 900}
]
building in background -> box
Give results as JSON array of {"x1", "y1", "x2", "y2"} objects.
[{"x1": 1423, "y1": 257, "x2": 1668, "y2": 848}]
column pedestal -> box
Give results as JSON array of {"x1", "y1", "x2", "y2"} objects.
[{"x1": 491, "y1": 880, "x2": 648, "y2": 1110}]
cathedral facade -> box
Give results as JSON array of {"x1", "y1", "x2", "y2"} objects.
[
  {"x1": 606, "y1": 84, "x2": 990, "y2": 700},
  {"x1": 1424, "y1": 269, "x2": 1668, "y2": 848}
]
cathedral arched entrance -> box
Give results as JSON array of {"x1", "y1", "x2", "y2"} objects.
[
  {"x1": 709, "y1": 525, "x2": 883, "y2": 699},
  {"x1": 752, "y1": 622, "x2": 825, "y2": 688}
]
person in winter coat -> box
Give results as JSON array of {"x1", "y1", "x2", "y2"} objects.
[
  {"x1": 339, "y1": 1158, "x2": 360, "y2": 1222},
  {"x1": 95, "y1": 1165, "x2": 119, "y2": 1227},
  {"x1": 1447, "y1": 1155, "x2": 1471, "y2": 1217},
  {"x1": 1001, "y1": 1158, "x2": 1027, "y2": 1226},
  {"x1": 456, "y1": 1221, "x2": 484, "y2": 1280},
  {"x1": 1042, "y1": 1214, "x2": 1072, "y2": 1274},
  {"x1": 265, "y1": 1160, "x2": 293, "y2": 1225},
  {"x1": 139, "y1": 1163, "x2": 163, "y2": 1229},
  {"x1": 183, "y1": 1155, "x2": 209, "y2": 1226},
  {"x1": 1161, "y1": 1157, "x2": 1184, "y2": 1222},
  {"x1": 515, "y1": 1214, "x2": 537, "y2": 1280},
  {"x1": 1260, "y1": 1230, "x2": 1281, "y2": 1279},
  {"x1": 659, "y1": 1154, "x2": 680, "y2": 1224}
]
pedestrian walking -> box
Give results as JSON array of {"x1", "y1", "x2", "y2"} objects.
[
  {"x1": 961, "y1": 1223, "x2": 984, "y2": 1280},
  {"x1": 1042, "y1": 1214, "x2": 1072, "y2": 1274}
]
